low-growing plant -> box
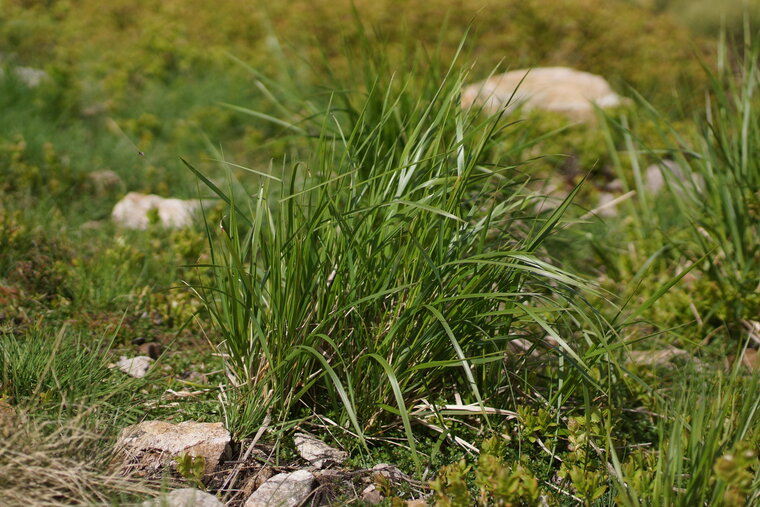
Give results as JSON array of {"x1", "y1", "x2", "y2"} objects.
[
  {"x1": 174, "y1": 453, "x2": 206, "y2": 488},
  {"x1": 430, "y1": 459, "x2": 472, "y2": 506},
  {"x1": 0, "y1": 133, "x2": 85, "y2": 197},
  {"x1": 430, "y1": 436, "x2": 540, "y2": 506},
  {"x1": 713, "y1": 441, "x2": 759, "y2": 505},
  {"x1": 517, "y1": 406, "x2": 557, "y2": 444}
]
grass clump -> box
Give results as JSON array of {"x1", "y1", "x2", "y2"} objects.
[
  {"x1": 0, "y1": 325, "x2": 149, "y2": 422},
  {"x1": 597, "y1": 29, "x2": 760, "y2": 339},
  {"x1": 191, "y1": 45, "x2": 618, "y2": 477},
  {"x1": 611, "y1": 371, "x2": 760, "y2": 506},
  {"x1": 0, "y1": 327, "x2": 161, "y2": 506}
]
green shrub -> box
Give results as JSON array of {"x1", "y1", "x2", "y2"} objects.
[
  {"x1": 1, "y1": 0, "x2": 710, "y2": 114},
  {"x1": 656, "y1": 0, "x2": 760, "y2": 37},
  {"x1": 270, "y1": 0, "x2": 709, "y2": 110},
  {"x1": 0, "y1": 135, "x2": 85, "y2": 196}
]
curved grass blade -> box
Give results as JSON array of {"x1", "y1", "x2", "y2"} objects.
[
  {"x1": 364, "y1": 353, "x2": 422, "y2": 476},
  {"x1": 296, "y1": 344, "x2": 367, "y2": 450}
]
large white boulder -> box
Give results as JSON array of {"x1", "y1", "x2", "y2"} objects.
[
  {"x1": 112, "y1": 192, "x2": 206, "y2": 229},
  {"x1": 461, "y1": 67, "x2": 627, "y2": 121},
  {"x1": 115, "y1": 421, "x2": 230, "y2": 477}
]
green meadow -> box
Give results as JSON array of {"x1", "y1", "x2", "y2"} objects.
[{"x1": 1, "y1": 1, "x2": 758, "y2": 505}]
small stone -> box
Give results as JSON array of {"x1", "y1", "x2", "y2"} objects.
[
  {"x1": 113, "y1": 356, "x2": 154, "y2": 378},
  {"x1": 81, "y1": 101, "x2": 112, "y2": 117},
  {"x1": 362, "y1": 485, "x2": 383, "y2": 504},
  {"x1": 595, "y1": 192, "x2": 618, "y2": 218},
  {"x1": 294, "y1": 432, "x2": 347, "y2": 468},
  {"x1": 142, "y1": 488, "x2": 224, "y2": 507},
  {"x1": 729, "y1": 348, "x2": 759, "y2": 372},
  {"x1": 644, "y1": 162, "x2": 668, "y2": 195},
  {"x1": 627, "y1": 347, "x2": 700, "y2": 370},
  {"x1": 79, "y1": 220, "x2": 104, "y2": 230},
  {"x1": 605, "y1": 179, "x2": 624, "y2": 192},
  {"x1": 406, "y1": 500, "x2": 428, "y2": 507},
  {"x1": 0, "y1": 66, "x2": 48, "y2": 87},
  {"x1": 115, "y1": 421, "x2": 231, "y2": 477},
  {"x1": 88, "y1": 170, "x2": 123, "y2": 194},
  {"x1": 742, "y1": 349, "x2": 759, "y2": 371},
  {"x1": 241, "y1": 468, "x2": 274, "y2": 499},
  {"x1": 244, "y1": 469, "x2": 314, "y2": 507},
  {"x1": 644, "y1": 160, "x2": 704, "y2": 195},
  {"x1": 372, "y1": 463, "x2": 408, "y2": 483}
]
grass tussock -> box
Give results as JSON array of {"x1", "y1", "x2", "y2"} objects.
[
  {"x1": 611, "y1": 370, "x2": 760, "y2": 506},
  {"x1": 597, "y1": 28, "x2": 760, "y2": 337},
  {"x1": 190, "y1": 45, "x2": 625, "y2": 482}
]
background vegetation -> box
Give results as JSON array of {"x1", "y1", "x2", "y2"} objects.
[{"x1": 0, "y1": 0, "x2": 758, "y2": 505}]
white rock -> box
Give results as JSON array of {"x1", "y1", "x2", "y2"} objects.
[
  {"x1": 245, "y1": 469, "x2": 314, "y2": 507},
  {"x1": 462, "y1": 67, "x2": 627, "y2": 121},
  {"x1": 142, "y1": 488, "x2": 224, "y2": 507},
  {"x1": 644, "y1": 160, "x2": 677, "y2": 194},
  {"x1": 115, "y1": 421, "x2": 231, "y2": 477},
  {"x1": 645, "y1": 164, "x2": 665, "y2": 195},
  {"x1": 0, "y1": 66, "x2": 48, "y2": 87},
  {"x1": 294, "y1": 432, "x2": 347, "y2": 468},
  {"x1": 113, "y1": 355, "x2": 154, "y2": 378},
  {"x1": 605, "y1": 179, "x2": 624, "y2": 193},
  {"x1": 111, "y1": 192, "x2": 205, "y2": 229},
  {"x1": 644, "y1": 160, "x2": 704, "y2": 195}
]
